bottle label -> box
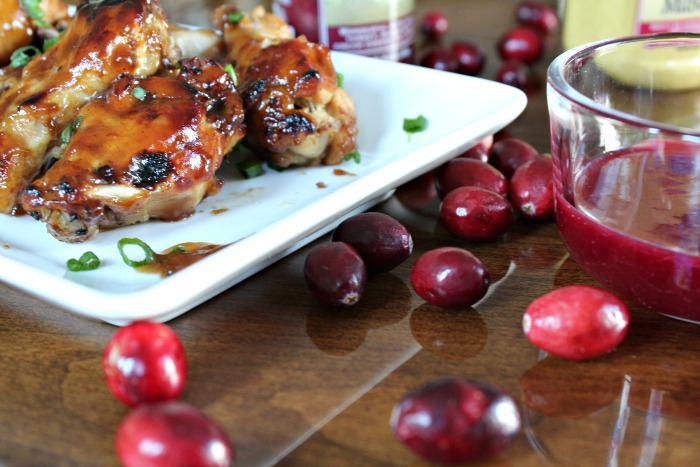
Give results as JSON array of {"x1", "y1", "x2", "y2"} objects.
[
  {"x1": 636, "y1": 0, "x2": 700, "y2": 34},
  {"x1": 328, "y1": 14, "x2": 414, "y2": 61},
  {"x1": 271, "y1": 0, "x2": 414, "y2": 62}
]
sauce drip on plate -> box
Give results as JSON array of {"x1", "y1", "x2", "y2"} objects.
[{"x1": 138, "y1": 242, "x2": 226, "y2": 277}]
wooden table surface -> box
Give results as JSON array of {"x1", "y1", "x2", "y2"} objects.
[{"x1": 3, "y1": 1, "x2": 700, "y2": 466}]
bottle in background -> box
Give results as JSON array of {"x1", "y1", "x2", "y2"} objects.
[{"x1": 271, "y1": 0, "x2": 415, "y2": 62}]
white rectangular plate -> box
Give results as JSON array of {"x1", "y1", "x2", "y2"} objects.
[{"x1": 0, "y1": 52, "x2": 526, "y2": 325}]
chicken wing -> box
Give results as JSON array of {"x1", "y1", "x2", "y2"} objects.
[
  {"x1": 23, "y1": 57, "x2": 245, "y2": 243},
  {"x1": 0, "y1": 0, "x2": 169, "y2": 215},
  {"x1": 215, "y1": 6, "x2": 357, "y2": 167},
  {"x1": 0, "y1": 0, "x2": 70, "y2": 67}
]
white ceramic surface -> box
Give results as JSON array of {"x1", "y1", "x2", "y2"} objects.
[{"x1": 0, "y1": 52, "x2": 527, "y2": 324}]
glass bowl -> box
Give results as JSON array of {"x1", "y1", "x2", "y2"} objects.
[{"x1": 547, "y1": 33, "x2": 700, "y2": 323}]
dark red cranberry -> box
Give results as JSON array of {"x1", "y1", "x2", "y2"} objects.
[
  {"x1": 102, "y1": 321, "x2": 187, "y2": 407},
  {"x1": 304, "y1": 242, "x2": 367, "y2": 306},
  {"x1": 436, "y1": 158, "x2": 508, "y2": 199},
  {"x1": 488, "y1": 137, "x2": 539, "y2": 179},
  {"x1": 509, "y1": 154, "x2": 554, "y2": 220},
  {"x1": 394, "y1": 170, "x2": 439, "y2": 215},
  {"x1": 410, "y1": 246, "x2": 490, "y2": 308},
  {"x1": 497, "y1": 26, "x2": 544, "y2": 63},
  {"x1": 495, "y1": 59, "x2": 534, "y2": 90},
  {"x1": 451, "y1": 41, "x2": 485, "y2": 75},
  {"x1": 332, "y1": 212, "x2": 413, "y2": 273},
  {"x1": 420, "y1": 11, "x2": 449, "y2": 40},
  {"x1": 439, "y1": 186, "x2": 514, "y2": 241},
  {"x1": 116, "y1": 401, "x2": 234, "y2": 467},
  {"x1": 515, "y1": 1, "x2": 560, "y2": 35},
  {"x1": 420, "y1": 47, "x2": 457, "y2": 72},
  {"x1": 523, "y1": 285, "x2": 631, "y2": 360},
  {"x1": 391, "y1": 377, "x2": 522, "y2": 464}
]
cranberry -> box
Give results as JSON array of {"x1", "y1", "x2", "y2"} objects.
[
  {"x1": 488, "y1": 137, "x2": 539, "y2": 179},
  {"x1": 419, "y1": 47, "x2": 457, "y2": 72},
  {"x1": 391, "y1": 377, "x2": 522, "y2": 464},
  {"x1": 523, "y1": 285, "x2": 631, "y2": 360},
  {"x1": 394, "y1": 170, "x2": 439, "y2": 215},
  {"x1": 509, "y1": 154, "x2": 554, "y2": 220},
  {"x1": 420, "y1": 11, "x2": 449, "y2": 40},
  {"x1": 515, "y1": 1, "x2": 560, "y2": 35},
  {"x1": 436, "y1": 158, "x2": 508, "y2": 199},
  {"x1": 495, "y1": 59, "x2": 534, "y2": 90},
  {"x1": 451, "y1": 41, "x2": 485, "y2": 76},
  {"x1": 457, "y1": 135, "x2": 494, "y2": 163},
  {"x1": 103, "y1": 321, "x2": 187, "y2": 407},
  {"x1": 410, "y1": 247, "x2": 490, "y2": 308},
  {"x1": 459, "y1": 145, "x2": 490, "y2": 163},
  {"x1": 439, "y1": 186, "x2": 514, "y2": 241},
  {"x1": 497, "y1": 26, "x2": 544, "y2": 63},
  {"x1": 331, "y1": 212, "x2": 413, "y2": 273},
  {"x1": 116, "y1": 401, "x2": 234, "y2": 467},
  {"x1": 304, "y1": 241, "x2": 367, "y2": 306}
]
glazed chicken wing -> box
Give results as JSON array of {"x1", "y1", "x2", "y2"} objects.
[
  {"x1": 215, "y1": 6, "x2": 357, "y2": 167},
  {"x1": 23, "y1": 57, "x2": 245, "y2": 243},
  {"x1": 0, "y1": 0, "x2": 70, "y2": 67},
  {"x1": 0, "y1": 0, "x2": 169, "y2": 214}
]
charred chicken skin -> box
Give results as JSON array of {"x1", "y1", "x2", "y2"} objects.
[
  {"x1": 215, "y1": 6, "x2": 357, "y2": 167},
  {"x1": 22, "y1": 57, "x2": 245, "y2": 243},
  {"x1": 0, "y1": 0, "x2": 169, "y2": 215}
]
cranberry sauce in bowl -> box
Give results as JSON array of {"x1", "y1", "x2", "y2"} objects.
[{"x1": 547, "y1": 34, "x2": 700, "y2": 322}]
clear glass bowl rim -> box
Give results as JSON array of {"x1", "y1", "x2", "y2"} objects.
[{"x1": 546, "y1": 32, "x2": 700, "y2": 139}]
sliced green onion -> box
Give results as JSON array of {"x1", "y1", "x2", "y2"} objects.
[
  {"x1": 131, "y1": 85, "x2": 148, "y2": 101},
  {"x1": 21, "y1": 0, "x2": 48, "y2": 28},
  {"x1": 228, "y1": 12, "x2": 244, "y2": 23},
  {"x1": 9, "y1": 45, "x2": 41, "y2": 68},
  {"x1": 118, "y1": 237, "x2": 156, "y2": 268},
  {"x1": 236, "y1": 159, "x2": 264, "y2": 179},
  {"x1": 336, "y1": 72, "x2": 345, "y2": 88},
  {"x1": 171, "y1": 245, "x2": 186, "y2": 253},
  {"x1": 403, "y1": 115, "x2": 428, "y2": 134},
  {"x1": 60, "y1": 116, "x2": 83, "y2": 149},
  {"x1": 343, "y1": 151, "x2": 361, "y2": 164},
  {"x1": 224, "y1": 63, "x2": 238, "y2": 86},
  {"x1": 42, "y1": 35, "x2": 61, "y2": 51},
  {"x1": 267, "y1": 162, "x2": 288, "y2": 172},
  {"x1": 66, "y1": 251, "x2": 100, "y2": 272}
]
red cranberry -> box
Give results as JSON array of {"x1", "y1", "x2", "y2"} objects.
[
  {"x1": 436, "y1": 158, "x2": 508, "y2": 199},
  {"x1": 439, "y1": 186, "x2": 514, "y2": 241},
  {"x1": 451, "y1": 41, "x2": 485, "y2": 75},
  {"x1": 391, "y1": 377, "x2": 522, "y2": 464},
  {"x1": 515, "y1": 1, "x2": 560, "y2": 35},
  {"x1": 420, "y1": 11, "x2": 449, "y2": 40},
  {"x1": 410, "y1": 247, "x2": 490, "y2": 308},
  {"x1": 116, "y1": 401, "x2": 234, "y2": 467},
  {"x1": 103, "y1": 321, "x2": 187, "y2": 407},
  {"x1": 332, "y1": 212, "x2": 413, "y2": 273},
  {"x1": 488, "y1": 137, "x2": 539, "y2": 179},
  {"x1": 394, "y1": 170, "x2": 439, "y2": 215},
  {"x1": 495, "y1": 59, "x2": 534, "y2": 90},
  {"x1": 420, "y1": 47, "x2": 457, "y2": 72},
  {"x1": 497, "y1": 26, "x2": 544, "y2": 63},
  {"x1": 304, "y1": 242, "x2": 367, "y2": 306},
  {"x1": 509, "y1": 154, "x2": 554, "y2": 220},
  {"x1": 457, "y1": 135, "x2": 494, "y2": 163},
  {"x1": 523, "y1": 285, "x2": 631, "y2": 360}
]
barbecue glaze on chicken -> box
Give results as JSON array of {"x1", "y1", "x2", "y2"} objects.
[
  {"x1": 0, "y1": 0, "x2": 70, "y2": 67},
  {"x1": 23, "y1": 57, "x2": 245, "y2": 242},
  {"x1": 0, "y1": 0, "x2": 169, "y2": 214},
  {"x1": 215, "y1": 6, "x2": 357, "y2": 167}
]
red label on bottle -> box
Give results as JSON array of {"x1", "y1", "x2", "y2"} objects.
[{"x1": 328, "y1": 14, "x2": 414, "y2": 61}]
